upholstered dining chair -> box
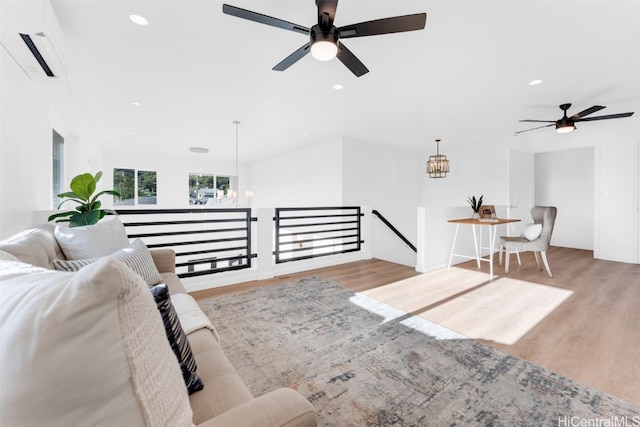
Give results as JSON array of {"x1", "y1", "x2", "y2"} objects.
[{"x1": 499, "y1": 206, "x2": 557, "y2": 277}]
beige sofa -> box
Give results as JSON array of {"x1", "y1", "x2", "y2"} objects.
[{"x1": 0, "y1": 223, "x2": 317, "y2": 427}]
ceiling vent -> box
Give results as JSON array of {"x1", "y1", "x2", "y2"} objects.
[{"x1": 0, "y1": 0, "x2": 71, "y2": 81}]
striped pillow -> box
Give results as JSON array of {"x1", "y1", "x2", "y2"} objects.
[
  {"x1": 150, "y1": 284, "x2": 204, "y2": 395},
  {"x1": 53, "y1": 239, "x2": 163, "y2": 286}
]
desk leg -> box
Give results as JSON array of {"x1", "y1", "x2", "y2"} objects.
[
  {"x1": 448, "y1": 224, "x2": 460, "y2": 269},
  {"x1": 471, "y1": 225, "x2": 481, "y2": 269},
  {"x1": 489, "y1": 225, "x2": 499, "y2": 280}
]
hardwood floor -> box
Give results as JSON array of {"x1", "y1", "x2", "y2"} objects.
[{"x1": 190, "y1": 247, "x2": 640, "y2": 406}]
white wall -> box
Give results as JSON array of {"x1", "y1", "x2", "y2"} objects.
[
  {"x1": 0, "y1": 46, "x2": 102, "y2": 239},
  {"x1": 422, "y1": 138, "x2": 511, "y2": 209},
  {"x1": 250, "y1": 138, "x2": 343, "y2": 208},
  {"x1": 342, "y1": 137, "x2": 423, "y2": 267},
  {"x1": 535, "y1": 147, "x2": 594, "y2": 250}
]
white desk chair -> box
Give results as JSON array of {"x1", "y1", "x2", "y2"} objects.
[{"x1": 498, "y1": 206, "x2": 557, "y2": 277}]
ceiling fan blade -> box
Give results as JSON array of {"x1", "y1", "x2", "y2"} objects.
[
  {"x1": 519, "y1": 120, "x2": 555, "y2": 123},
  {"x1": 514, "y1": 123, "x2": 555, "y2": 135},
  {"x1": 570, "y1": 105, "x2": 605, "y2": 120},
  {"x1": 336, "y1": 42, "x2": 369, "y2": 77},
  {"x1": 576, "y1": 112, "x2": 634, "y2": 122},
  {"x1": 338, "y1": 13, "x2": 426, "y2": 39},
  {"x1": 316, "y1": 0, "x2": 338, "y2": 29},
  {"x1": 223, "y1": 4, "x2": 310, "y2": 35},
  {"x1": 272, "y1": 43, "x2": 311, "y2": 71}
]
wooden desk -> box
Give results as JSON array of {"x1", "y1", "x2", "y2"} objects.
[{"x1": 447, "y1": 218, "x2": 520, "y2": 279}]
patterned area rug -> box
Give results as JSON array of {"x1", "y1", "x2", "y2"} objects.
[{"x1": 198, "y1": 277, "x2": 640, "y2": 426}]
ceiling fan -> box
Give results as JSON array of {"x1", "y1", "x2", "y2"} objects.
[
  {"x1": 515, "y1": 103, "x2": 635, "y2": 135},
  {"x1": 222, "y1": 1, "x2": 426, "y2": 77}
]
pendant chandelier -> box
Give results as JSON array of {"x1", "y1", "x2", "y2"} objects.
[{"x1": 426, "y1": 139, "x2": 450, "y2": 178}]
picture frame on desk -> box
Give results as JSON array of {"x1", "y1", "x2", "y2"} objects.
[{"x1": 480, "y1": 204, "x2": 496, "y2": 219}]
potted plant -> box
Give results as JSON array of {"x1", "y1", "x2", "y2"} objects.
[
  {"x1": 467, "y1": 195, "x2": 483, "y2": 219},
  {"x1": 48, "y1": 171, "x2": 121, "y2": 227}
]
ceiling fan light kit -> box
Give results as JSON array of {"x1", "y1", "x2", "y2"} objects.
[
  {"x1": 310, "y1": 26, "x2": 339, "y2": 60},
  {"x1": 516, "y1": 103, "x2": 634, "y2": 135},
  {"x1": 222, "y1": 1, "x2": 426, "y2": 77}
]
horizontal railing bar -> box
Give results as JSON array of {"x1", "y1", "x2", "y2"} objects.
[
  {"x1": 276, "y1": 240, "x2": 360, "y2": 255},
  {"x1": 178, "y1": 263, "x2": 249, "y2": 278},
  {"x1": 275, "y1": 206, "x2": 361, "y2": 212},
  {"x1": 276, "y1": 247, "x2": 361, "y2": 264},
  {"x1": 278, "y1": 227, "x2": 358, "y2": 237},
  {"x1": 117, "y1": 208, "x2": 251, "y2": 215},
  {"x1": 278, "y1": 220, "x2": 358, "y2": 229},
  {"x1": 175, "y1": 246, "x2": 248, "y2": 257},
  {"x1": 128, "y1": 227, "x2": 247, "y2": 239},
  {"x1": 146, "y1": 236, "x2": 247, "y2": 249},
  {"x1": 279, "y1": 233, "x2": 359, "y2": 246},
  {"x1": 122, "y1": 218, "x2": 252, "y2": 227},
  {"x1": 275, "y1": 213, "x2": 359, "y2": 220}
]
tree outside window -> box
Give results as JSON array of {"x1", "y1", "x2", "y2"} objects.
[
  {"x1": 114, "y1": 168, "x2": 157, "y2": 205},
  {"x1": 137, "y1": 171, "x2": 157, "y2": 205}
]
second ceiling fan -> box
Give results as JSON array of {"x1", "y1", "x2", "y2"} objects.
[
  {"x1": 223, "y1": 0, "x2": 427, "y2": 77},
  {"x1": 516, "y1": 103, "x2": 635, "y2": 135}
]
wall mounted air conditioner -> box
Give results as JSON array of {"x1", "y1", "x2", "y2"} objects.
[{"x1": 0, "y1": 0, "x2": 71, "y2": 81}]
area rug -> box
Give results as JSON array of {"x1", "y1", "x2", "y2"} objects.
[{"x1": 198, "y1": 277, "x2": 640, "y2": 426}]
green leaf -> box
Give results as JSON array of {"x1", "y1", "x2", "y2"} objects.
[
  {"x1": 90, "y1": 189, "x2": 121, "y2": 205},
  {"x1": 57, "y1": 191, "x2": 81, "y2": 199},
  {"x1": 94, "y1": 171, "x2": 103, "y2": 184},
  {"x1": 57, "y1": 198, "x2": 85, "y2": 210},
  {"x1": 47, "y1": 211, "x2": 76, "y2": 222},
  {"x1": 69, "y1": 210, "x2": 102, "y2": 227},
  {"x1": 69, "y1": 173, "x2": 96, "y2": 201}
]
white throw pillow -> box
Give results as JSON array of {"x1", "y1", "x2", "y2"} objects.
[
  {"x1": 54, "y1": 216, "x2": 130, "y2": 260},
  {"x1": 520, "y1": 223, "x2": 543, "y2": 241},
  {"x1": 52, "y1": 239, "x2": 163, "y2": 286},
  {"x1": 0, "y1": 257, "x2": 193, "y2": 427}
]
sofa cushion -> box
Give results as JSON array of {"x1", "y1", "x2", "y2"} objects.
[
  {"x1": 52, "y1": 239, "x2": 163, "y2": 286},
  {"x1": 0, "y1": 257, "x2": 194, "y2": 427},
  {"x1": 54, "y1": 216, "x2": 130, "y2": 260},
  {"x1": 187, "y1": 328, "x2": 254, "y2": 425},
  {"x1": 0, "y1": 224, "x2": 63, "y2": 268},
  {"x1": 151, "y1": 284, "x2": 204, "y2": 395}
]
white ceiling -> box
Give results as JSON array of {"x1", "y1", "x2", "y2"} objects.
[{"x1": 49, "y1": 0, "x2": 640, "y2": 162}]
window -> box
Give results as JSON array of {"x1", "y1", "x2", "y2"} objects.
[
  {"x1": 114, "y1": 168, "x2": 158, "y2": 205},
  {"x1": 52, "y1": 129, "x2": 64, "y2": 209},
  {"x1": 188, "y1": 173, "x2": 236, "y2": 205},
  {"x1": 137, "y1": 170, "x2": 157, "y2": 205}
]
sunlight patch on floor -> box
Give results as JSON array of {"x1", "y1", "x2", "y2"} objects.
[
  {"x1": 359, "y1": 267, "x2": 574, "y2": 345},
  {"x1": 348, "y1": 293, "x2": 468, "y2": 341},
  {"x1": 361, "y1": 267, "x2": 493, "y2": 313}
]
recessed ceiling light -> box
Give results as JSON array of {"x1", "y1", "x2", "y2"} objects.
[
  {"x1": 129, "y1": 14, "x2": 148, "y2": 26},
  {"x1": 303, "y1": 133, "x2": 309, "y2": 137},
  {"x1": 190, "y1": 147, "x2": 209, "y2": 154},
  {"x1": 528, "y1": 79, "x2": 542, "y2": 86},
  {"x1": 333, "y1": 84, "x2": 343, "y2": 90},
  {"x1": 131, "y1": 131, "x2": 137, "y2": 135},
  {"x1": 131, "y1": 101, "x2": 142, "y2": 107}
]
